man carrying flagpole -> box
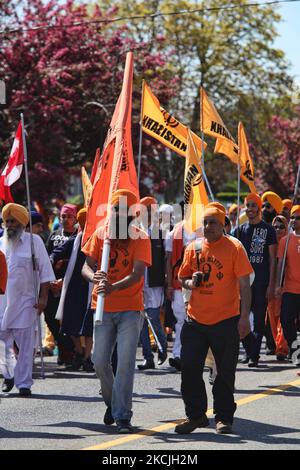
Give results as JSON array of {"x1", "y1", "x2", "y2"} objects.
[
  {"x1": 82, "y1": 190, "x2": 151, "y2": 433},
  {"x1": 81, "y1": 52, "x2": 150, "y2": 433}
]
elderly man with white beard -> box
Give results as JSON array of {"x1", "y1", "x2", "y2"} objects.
[{"x1": 0, "y1": 203, "x2": 55, "y2": 396}]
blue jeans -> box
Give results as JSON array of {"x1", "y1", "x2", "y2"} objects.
[
  {"x1": 140, "y1": 307, "x2": 167, "y2": 360},
  {"x1": 92, "y1": 310, "x2": 143, "y2": 421}
]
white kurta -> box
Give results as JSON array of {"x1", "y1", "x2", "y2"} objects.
[{"x1": 0, "y1": 231, "x2": 55, "y2": 329}]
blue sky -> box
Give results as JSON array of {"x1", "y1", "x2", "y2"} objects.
[{"x1": 275, "y1": 1, "x2": 300, "y2": 81}]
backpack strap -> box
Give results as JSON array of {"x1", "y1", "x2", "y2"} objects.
[{"x1": 194, "y1": 238, "x2": 203, "y2": 271}]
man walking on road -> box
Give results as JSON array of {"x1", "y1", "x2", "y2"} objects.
[
  {"x1": 176, "y1": 205, "x2": 253, "y2": 435},
  {"x1": 82, "y1": 189, "x2": 151, "y2": 434},
  {"x1": 0, "y1": 203, "x2": 55, "y2": 396}
]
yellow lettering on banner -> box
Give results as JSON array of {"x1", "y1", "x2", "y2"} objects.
[{"x1": 142, "y1": 82, "x2": 206, "y2": 157}]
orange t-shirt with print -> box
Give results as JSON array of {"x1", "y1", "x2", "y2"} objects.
[
  {"x1": 178, "y1": 235, "x2": 253, "y2": 325},
  {"x1": 82, "y1": 227, "x2": 152, "y2": 312},
  {"x1": 0, "y1": 250, "x2": 7, "y2": 294},
  {"x1": 277, "y1": 234, "x2": 300, "y2": 294}
]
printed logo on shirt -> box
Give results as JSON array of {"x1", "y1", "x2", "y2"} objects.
[
  {"x1": 249, "y1": 227, "x2": 268, "y2": 264},
  {"x1": 193, "y1": 255, "x2": 224, "y2": 292}
]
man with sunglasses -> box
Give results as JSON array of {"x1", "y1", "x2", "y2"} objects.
[
  {"x1": 234, "y1": 193, "x2": 277, "y2": 367},
  {"x1": 275, "y1": 205, "x2": 300, "y2": 366},
  {"x1": 261, "y1": 191, "x2": 283, "y2": 225}
]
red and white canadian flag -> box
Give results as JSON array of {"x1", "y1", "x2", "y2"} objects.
[{"x1": 0, "y1": 121, "x2": 24, "y2": 203}]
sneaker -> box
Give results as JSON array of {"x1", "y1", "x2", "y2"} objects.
[
  {"x1": 2, "y1": 378, "x2": 14, "y2": 393},
  {"x1": 116, "y1": 419, "x2": 134, "y2": 434},
  {"x1": 103, "y1": 407, "x2": 114, "y2": 425},
  {"x1": 248, "y1": 360, "x2": 258, "y2": 368},
  {"x1": 82, "y1": 357, "x2": 95, "y2": 372},
  {"x1": 72, "y1": 352, "x2": 83, "y2": 370},
  {"x1": 216, "y1": 421, "x2": 232, "y2": 434},
  {"x1": 19, "y1": 388, "x2": 31, "y2": 397},
  {"x1": 169, "y1": 357, "x2": 181, "y2": 371},
  {"x1": 240, "y1": 354, "x2": 249, "y2": 364},
  {"x1": 157, "y1": 350, "x2": 168, "y2": 366},
  {"x1": 276, "y1": 354, "x2": 287, "y2": 362},
  {"x1": 175, "y1": 415, "x2": 209, "y2": 434},
  {"x1": 265, "y1": 348, "x2": 275, "y2": 356},
  {"x1": 137, "y1": 359, "x2": 155, "y2": 370}
]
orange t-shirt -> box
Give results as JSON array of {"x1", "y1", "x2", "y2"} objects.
[
  {"x1": 277, "y1": 234, "x2": 300, "y2": 294},
  {"x1": 178, "y1": 235, "x2": 253, "y2": 325},
  {"x1": 82, "y1": 227, "x2": 152, "y2": 312},
  {"x1": 0, "y1": 250, "x2": 8, "y2": 294}
]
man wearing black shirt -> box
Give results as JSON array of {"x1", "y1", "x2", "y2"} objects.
[
  {"x1": 44, "y1": 204, "x2": 77, "y2": 365},
  {"x1": 234, "y1": 193, "x2": 277, "y2": 366}
]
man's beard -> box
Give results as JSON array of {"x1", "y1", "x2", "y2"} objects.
[
  {"x1": 262, "y1": 209, "x2": 276, "y2": 224},
  {"x1": 3, "y1": 226, "x2": 24, "y2": 250}
]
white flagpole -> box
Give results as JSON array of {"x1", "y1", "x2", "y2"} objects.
[
  {"x1": 20, "y1": 113, "x2": 45, "y2": 379},
  {"x1": 137, "y1": 80, "x2": 145, "y2": 184},
  {"x1": 94, "y1": 238, "x2": 111, "y2": 325}
]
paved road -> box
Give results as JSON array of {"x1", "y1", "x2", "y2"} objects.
[{"x1": 0, "y1": 344, "x2": 299, "y2": 451}]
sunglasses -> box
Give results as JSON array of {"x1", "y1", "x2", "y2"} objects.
[
  {"x1": 274, "y1": 224, "x2": 285, "y2": 230},
  {"x1": 246, "y1": 203, "x2": 257, "y2": 209},
  {"x1": 262, "y1": 202, "x2": 272, "y2": 209},
  {"x1": 291, "y1": 216, "x2": 300, "y2": 221}
]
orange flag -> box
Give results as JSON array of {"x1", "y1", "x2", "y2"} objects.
[
  {"x1": 184, "y1": 130, "x2": 209, "y2": 232},
  {"x1": 200, "y1": 86, "x2": 239, "y2": 164},
  {"x1": 82, "y1": 52, "x2": 139, "y2": 245},
  {"x1": 238, "y1": 122, "x2": 256, "y2": 192},
  {"x1": 90, "y1": 147, "x2": 101, "y2": 184},
  {"x1": 142, "y1": 81, "x2": 206, "y2": 157}
]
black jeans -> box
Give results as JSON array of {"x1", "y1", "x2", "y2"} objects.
[
  {"x1": 242, "y1": 282, "x2": 269, "y2": 361},
  {"x1": 180, "y1": 316, "x2": 239, "y2": 424},
  {"x1": 280, "y1": 292, "x2": 300, "y2": 348}
]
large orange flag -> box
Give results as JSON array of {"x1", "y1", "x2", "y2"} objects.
[
  {"x1": 83, "y1": 52, "x2": 139, "y2": 245},
  {"x1": 200, "y1": 87, "x2": 238, "y2": 164},
  {"x1": 142, "y1": 81, "x2": 206, "y2": 157},
  {"x1": 238, "y1": 122, "x2": 256, "y2": 192}
]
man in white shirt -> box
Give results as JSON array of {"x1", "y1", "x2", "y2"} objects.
[{"x1": 0, "y1": 203, "x2": 55, "y2": 396}]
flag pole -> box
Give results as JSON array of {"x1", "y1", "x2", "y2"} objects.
[
  {"x1": 94, "y1": 51, "x2": 134, "y2": 325},
  {"x1": 200, "y1": 85, "x2": 205, "y2": 170},
  {"x1": 279, "y1": 161, "x2": 300, "y2": 287},
  {"x1": 137, "y1": 80, "x2": 145, "y2": 184},
  {"x1": 237, "y1": 130, "x2": 241, "y2": 238},
  {"x1": 20, "y1": 113, "x2": 45, "y2": 379},
  {"x1": 190, "y1": 128, "x2": 214, "y2": 201}
]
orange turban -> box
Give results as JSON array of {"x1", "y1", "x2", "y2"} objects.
[
  {"x1": 245, "y1": 193, "x2": 262, "y2": 210},
  {"x1": 229, "y1": 203, "x2": 238, "y2": 214},
  {"x1": 261, "y1": 191, "x2": 283, "y2": 214},
  {"x1": 282, "y1": 199, "x2": 292, "y2": 210},
  {"x1": 111, "y1": 189, "x2": 138, "y2": 208},
  {"x1": 291, "y1": 205, "x2": 300, "y2": 217},
  {"x1": 203, "y1": 207, "x2": 225, "y2": 225},
  {"x1": 206, "y1": 202, "x2": 226, "y2": 215},
  {"x1": 2, "y1": 203, "x2": 29, "y2": 226},
  {"x1": 76, "y1": 208, "x2": 87, "y2": 230},
  {"x1": 140, "y1": 197, "x2": 157, "y2": 207}
]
